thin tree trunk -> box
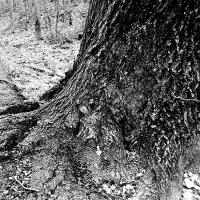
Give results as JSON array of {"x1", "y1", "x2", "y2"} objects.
[
  {"x1": 55, "y1": 0, "x2": 59, "y2": 39},
  {"x1": 27, "y1": 0, "x2": 33, "y2": 24},
  {"x1": 43, "y1": 0, "x2": 52, "y2": 37},
  {"x1": 33, "y1": 0, "x2": 42, "y2": 40},
  {"x1": 9, "y1": 0, "x2": 14, "y2": 26},
  {"x1": 24, "y1": 0, "x2": 29, "y2": 29},
  {"x1": 17, "y1": 0, "x2": 24, "y2": 17}
]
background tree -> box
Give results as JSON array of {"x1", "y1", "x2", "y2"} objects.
[
  {"x1": 17, "y1": 0, "x2": 24, "y2": 18},
  {"x1": 43, "y1": 0, "x2": 53, "y2": 37},
  {"x1": 9, "y1": 0, "x2": 14, "y2": 26},
  {"x1": 0, "y1": 0, "x2": 200, "y2": 199},
  {"x1": 33, "y1": 0, "x2": 42, "y2": 40},
  {"x1": 54, "y1": 0, "x2": 59, "y2": 39},
  {"x1": 23, "y1": 0, "x2": 30, "y2": 29}
]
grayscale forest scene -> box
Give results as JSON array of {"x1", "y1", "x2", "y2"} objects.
[{"x1": 0, "y1": 0, "x2": 200, "y2": 199}]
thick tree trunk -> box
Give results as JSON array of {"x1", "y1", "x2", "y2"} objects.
[{"x1": 1, "y1": 0, "x2": 200, "y2": 199}]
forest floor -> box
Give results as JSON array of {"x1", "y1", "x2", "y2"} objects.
[
  {"x1": 0, "y1": 18, "x2": 80, "y2": 101},
  {"x1": 0, "y1": 2, "x2": 200, "y2": 200}
]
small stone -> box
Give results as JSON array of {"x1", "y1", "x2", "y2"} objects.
[
  {"x1": 191, "y1": 174, "x2": 199, "y2": 182},
  {"x1": 93, "y1": 163, "x2": 98, "y2": 168},
  {"x1": 110, "y1": 185, "x2": 116, "y2": 191},
  {"x1": 79, "y1": 105, "x2": 89, "y2": 114},
  {"x1": 136, "y1": 172, "x2": 143, "y2": 178},
  {"x1": 3, "y1": 190, "x2": 9, "y2": 195},
  {"x1": 102, "y1": 184, "x2": 111, "y2": 194},
  {"x1": 114, "y1": 189, "x2": 121, "y2": 195},
  {"x1": 184, "y1": 177, "x2": 200, "y2": 191},
  {"x1": 183, "y1": 190, "x2": 193, "y2": 200},
  {"x1": 125, "y1": 184, "x2": 134, "y2": 190},
  {"x1": 184, "y1": 178, "x2": 194, "y2": 189},
  {"x1": 89, "y1": 99, "x2": 94, "y2": 104},
  {"x1": 96, "y1": 146, "x2": 102, "y2": 156}
]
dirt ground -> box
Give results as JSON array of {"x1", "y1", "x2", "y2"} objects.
[{"x1": 0, "y1": 1, "x2": 200, "y2": 199}]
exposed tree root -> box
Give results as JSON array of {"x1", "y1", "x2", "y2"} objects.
[
  {"x1": 0, "y1": 101, "x2": 39, "y2": 115},
  {"x1": 0, "y1": 112, "x2": 38, "y2": 153}
]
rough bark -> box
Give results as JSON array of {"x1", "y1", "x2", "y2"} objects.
[{"x1": 1, "y1": 0, "x2": 200, "y2": 199}]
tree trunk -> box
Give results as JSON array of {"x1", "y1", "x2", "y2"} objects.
[
  {"x1": 43, "y1": 0, "x2": 52, "y2": 37},
  {"x1": 9, "y1": 0, "x2": 14, "y2": 26},
  {"x1": 17, "y1": 0, "x2": 24, "y2": 17},
  {"x1": 1, "y1": 0, "x2": 200, "y2": 199},
  {"x1": 24, "y1": 0, "x2": 29, "y2": 29},
  {"x1": 26, "y1": 0, "x2": 33, "y2": 25},
  {"x1": 55, "y1": 0, "x2": 59, "y2": 39},
  {"x1": 33, "y1": 0, "x2": 42, "y2": 40}
]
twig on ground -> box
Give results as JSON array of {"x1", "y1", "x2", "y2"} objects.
[
  {"x1": 174, "y1": 96, "x2": 200, "y2": 103},
  {"x1": 14, "y1": 176, "x2": 39, "y2": 192}
]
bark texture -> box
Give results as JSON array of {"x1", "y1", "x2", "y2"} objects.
[{"x1": 1, "y1": 0, "x2": 200, "y2": 199}]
